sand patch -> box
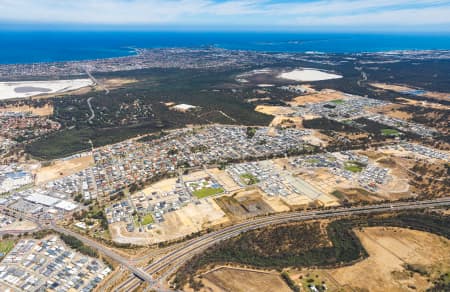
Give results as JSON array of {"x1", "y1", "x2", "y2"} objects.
[
  {"x1": 35, "y1": 154, "x2": 94, "y2": 184},
  {"x1": 0, "y1": 220, "x2": 37, "y2": 232},
  {"x1": 195, "y1": 266, "x2": 292, "y2": 292},
  {"x1": 208, "y1": 168, "x2": 241, "y2": 193},
  {"x1": 111, "y1": 198, "x2": 229, "y2": 245},
  {"x1": 370, "y1": 83, "x2": 450, "y2": 102},
  {"x1": 269, "y1": 116, "x2": 303, "y2": 128},
  {"x1": 100, "y1": 78, "x2": 137, "y2": 89},
  {"x1": 279, "y1": 69, "x2": 342, "y2": 82},
  {"x1": 367, "y1": 103, "x2": 412, "y2": 120},
  {"x1": 288, "y1": 89, "x2": 350, "y2": 106},
  {"x1": 295, "y1": 227, "x2": 450, "y2": 292},
  {"x1": 142, "y1": 177, "x2": 178, "y2": 194},
  {"x1": 396, "y1": 97, "x2": 450, "y2": 110},
  {"x1": 0, "y1": 103, "x2": 54, "y2": 116},
  {"x1": 255, "y1": 105, "x2": 295, "y2": 116}
]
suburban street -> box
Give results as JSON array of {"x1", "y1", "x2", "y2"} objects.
[{"x1": 50, "y1": 223, "x2": 156, "y2": 285}]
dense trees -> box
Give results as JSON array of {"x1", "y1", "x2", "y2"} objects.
[{"x1": 60, "y1": 233, "x2": 98, "y2": 258}]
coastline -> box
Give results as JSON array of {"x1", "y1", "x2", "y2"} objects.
[{"x1": 1, "y1": 32, "x2": 450, "y2": 65}]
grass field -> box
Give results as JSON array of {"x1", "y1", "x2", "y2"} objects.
[
  {"x1": 381, "y1": 128, "x2": 401, "y2": 136},
  {"x1": 330, "y1": 99, "x2": 345, "y2": 104},
  {"x1": 240, "y1": 173, "x2": 259, "y2": 185},
  {"x1": 0, "y1": 240, "x2": 15, "y2": 255},
  {"x1": 141, "y1": 214, "x2": 154, "y2": 225},
  {"x1": 344, "y1": 161, "x2": 364, "y2": 173},
  {"x1": 193, "y1": 187, "x2": 224, "y2": 199}
]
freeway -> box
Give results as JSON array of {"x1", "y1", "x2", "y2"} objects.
[
  {"x1": 115, "y1": 197, "x2": 450, "y2": 291},
  {"x1": 84, "y1": 68, "x2": 110, "y2": 94}
]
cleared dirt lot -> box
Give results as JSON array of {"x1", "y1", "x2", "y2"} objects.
[
  {"x1": 208, "y1": 168, "x2": 241, "y2": 192},
  {"x1": 396, "y1": 97, "x2": 450, "y2": 110},
  {"x1": 110, "y1": 198, "x2": 229, "y2": 245},
  {"x1": 254, "y1": 105, "x2": 296, "y2": 116},
  {"x1": 0, "y1": 220, "x2": 37, "y2": 232},
  {"x1": 99, "y1": 78, "x2": 137, "y2": 89},
  {"x1": 370, "y1": 82, "x2": 450, "y2": 102},
  {"x1": 367, "y1": 103, "x2": 413, "y2": 120},
  {"x1": 141, "y1": 177, "x2": 178, "y2": 194},
  {"x1": 193, "y1": 266, "x2": 292, "y2": 292},
  {"x1": 34, "y1": 154, "x2": 93, "y2": 184},
  {"x1": 288, "y1": 89, "x2": 350, "y2": 106},
  {"x1": 291, "y1": 227, "x2": 450, "y2": 292},
  {"x1": 215, "y1": 189, "x2": 275, "y2": 220},
  {"x1": 0, "y1": 103, "x2": 54, "y2": 116},
  {"x1": 269, "y1": 115, "x2": 303, "y2": 129}
]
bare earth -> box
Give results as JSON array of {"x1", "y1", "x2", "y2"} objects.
[
  {"x1": 34, "y1": 154, "x2": 94, "y2": 184},
  {"x1": 110, "y1": 198, "x2": 229, "y2": 245},
  {"x1": 254, "y1": 105, "x2": 296, "y2": 116},
  {"x1": 99, "y1": 78, "x2": 137, "y2": 89},
  {"x1": 370, "y1": 83, "x2": 450, "y2": 102},
  {"x1": 269, "y1": 116, "x2": 304, "y2": 129},
  {"x1": 193, "y1": 266, "x2": 292, "y2": 292},
  {"x1": 0, "y1": 220, "x2": 37, "y2": 232},
  {"x1": 0, "y1": 103, "x2": 54, "y2": 116},
  {"x1": 367, "y1": 103, "x2": 413, "y2": 120},
  {"x1": 208, "y1": 168, "x2": 241, "y2": 193},
  {"x1": 396, "y1": 97, "x2": 450, "y2": 110},
  {"x1": 291, "y1": 227, "x2": 450, "y2": 292},
  {"x1": 288, "y1": 89, "x2": 350, "y2": 106}
]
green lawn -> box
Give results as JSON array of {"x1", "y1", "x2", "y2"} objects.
[
  {"x1": 344, "y1": 161, "x2": 364, "y2": 173},
  {"x1": 141, "y1": 214, "x2": 154, "y2": 225},
  {"x1": 381, "y1": 128, "x2": 400, "y2": 136},
  {"x1": 240, "y1": 173, "x2": 259, "y2": 185},
  {"x1": 330, "y1": 99, "x2": 345, "y2": 104},
  {"x1": 0, "y1": 240, "x2": 16, "y2": 255},
  {"x1": 193, "y1": 187, "x2": 224, "y2": 199}
]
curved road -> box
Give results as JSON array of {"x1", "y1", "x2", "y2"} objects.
[
  {"x1": 85, "y1": 69, "x2": 109, "y2": 123},
  {"x1": 87, "y1": 96, "x2": 95, "y2": 122}
]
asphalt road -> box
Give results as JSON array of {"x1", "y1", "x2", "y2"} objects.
[
  {"x1": 4, "y1": 198, "x2": 449, "y2": 291},
  {"x1": 50, "y1": 224, "x2": 156, "y2": 284},
  {"x1": 115, "y1": 197, "x2": 450, "y2": 291}
]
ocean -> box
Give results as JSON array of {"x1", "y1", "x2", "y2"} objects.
[{"x1": 1, "y1": 31, "x2": 450, "y2": 64}]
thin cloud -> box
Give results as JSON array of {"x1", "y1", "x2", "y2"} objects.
[{"x1": 0, "y1": 0, "x2": 449, "y2": 30}]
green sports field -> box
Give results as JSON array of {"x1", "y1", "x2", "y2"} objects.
[{"x1": 193, "y1": 187, "x2": 224, "y2": 199}]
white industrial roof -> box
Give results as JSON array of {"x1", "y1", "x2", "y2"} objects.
[
  {"x1": 55, "y1": 200, "x2": 78, "y2": 211},
  {"x1": 25, "y1": 193, "x2": 60, "y2": 206}
]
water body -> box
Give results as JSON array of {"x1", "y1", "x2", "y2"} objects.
[{"x1": 1, "y1": 31, "x2": 450, "y2": 64}]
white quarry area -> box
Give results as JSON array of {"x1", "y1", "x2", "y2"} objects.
[
  {"x1": 0, "y1": 79, "x2": 93, "y2": 100},
  {"x1": 171, "y1": 103, "x2": 198, "y2": 112},
  {"x1": 279, "y1": 69, "x2": 342, "y2": 82}
]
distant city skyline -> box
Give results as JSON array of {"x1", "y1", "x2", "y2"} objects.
[{"x1": 1, "y1": 0, "x2": 450, "y2": 32}]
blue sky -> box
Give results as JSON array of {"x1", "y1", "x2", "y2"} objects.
[{"x1": 1, "y1": 0, "x2": 450, "y2": 31}]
